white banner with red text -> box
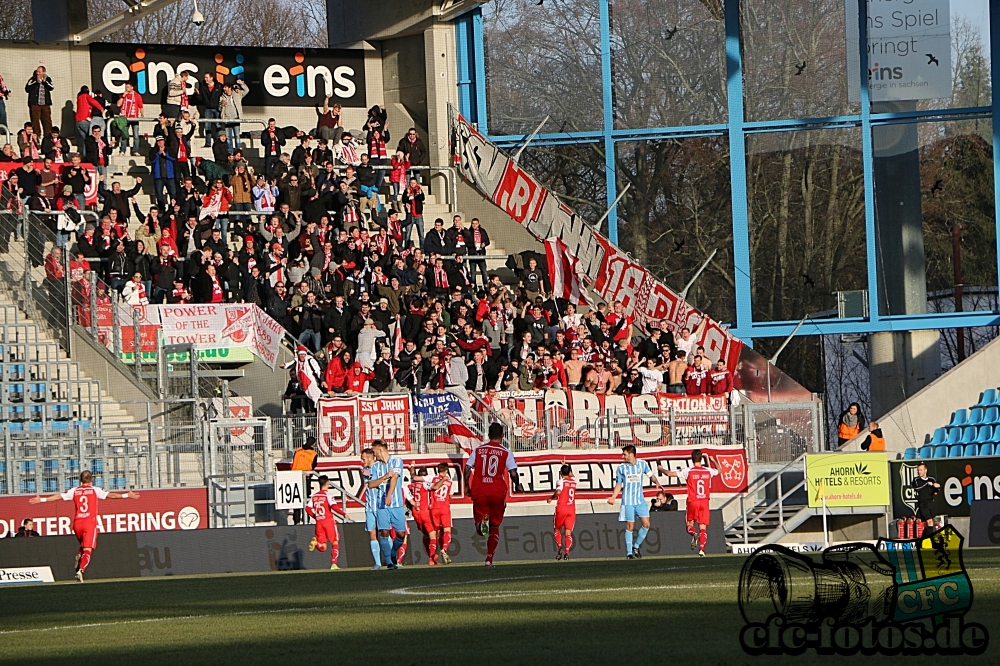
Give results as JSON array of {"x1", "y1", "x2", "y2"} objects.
[
  {"x1": 315, "y1": 394, "x2": 413, "y2": 455},
  {"x1": 283, "y1": 446, "x2": 748, "y2": 507},
  {"x1": 452, "y1": 112, "x2": 742, "y2": 371},
  {"x1": 94, "y1": 303, "x2": 284, "y2": 368},
  {"x1": 486, "y1": 389, "x2": 730, "y2": 446}
]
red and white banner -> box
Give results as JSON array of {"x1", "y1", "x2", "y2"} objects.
[
  {"x1": 0, "y1": 487, "x2": 208, "y2": 538},
  {"x1": 211, "y1": 397, "x2": 254, "y2": 443},
  {"x1": 97, "y1": 303, "x2": 284, "y2": 368},
  {"x1": 316, "y1": 394, "x2": 413, "y2": 455},
  {"x1": 453, "y1": 114, "x2": 742, "y2": 371},
  {"x1": 492, "y1": 389, "x2": 730, "y2": 447},
  {"x1": 545, "y1": 236, "x2": 594, "y2": 307},
  {"x1": 288, "y1": 446, "x2": 748, "y2": 507},
  {"x1": 0, "y1": 162, "x2": 99, "y2": 205}
]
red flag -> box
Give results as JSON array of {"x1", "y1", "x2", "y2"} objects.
[
  {"x1": 448, "y1": 414, "x2": 481, "y2": 453},
  {"x1": 544, "y1": 237, "x2": 594, "y2": 306}
]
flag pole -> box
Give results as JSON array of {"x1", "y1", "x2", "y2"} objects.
[
  {"x1": 512, "y1": 115, "x2": 550, "y2": 164},
  {"x1": 679, "y1": 248, "x2": 718, "y2": 301},
  {"x1": 595, "y1": 183, "x2": 631, "y2": 230}
]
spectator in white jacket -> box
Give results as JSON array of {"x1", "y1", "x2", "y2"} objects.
[{"x1": 219, "y1": 80, "x2": 249, "y2": 153}]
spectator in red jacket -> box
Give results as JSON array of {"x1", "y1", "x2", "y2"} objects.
[
  {"x1": 684, "y1": 356, "x2": 710, "y2": 396},
  {"x1": 345, "y1": 361, "x2": 373, "y2": 395},
  {"x1": 324, "y1": 349, "x2": 352, "y2": 393},
  {"x1": 709, "y1": 360, "x2": 734, "y2": 397}
]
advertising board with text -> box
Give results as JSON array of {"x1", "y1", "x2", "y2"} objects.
[
  {"x1": 0, "y1": 487, "x2": 208, "y2": 538},
  {"x1": 806, "y1": 452, "x2": 890, "y2": 508},
  {"x1": 890, "y1": 457, "x2": 1000, "y2": 519},
  {"x1": 283, "y1": 446, "x2": 748, "y2": 507}
]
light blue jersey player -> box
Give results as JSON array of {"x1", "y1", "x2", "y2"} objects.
[
  {"x1": 361, "y1": 448, "x2": 384, "y2": 569},
  {"x1": 608, "y1": 444, "x2": 664, "y2": 559},
  {"x1": 367, "y1": 440, "x2": 408, "y2": 569}
]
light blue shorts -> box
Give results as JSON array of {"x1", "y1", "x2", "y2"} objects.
[
  {"x1": 619, "y1": 502, "x2": 650, "y2": 523},
  {"x1": 376, "y1": 506, "x2": 407, "y2": 532},
  {"x1": 365, "y1": 509, "x2": 377, "y2": 532}
]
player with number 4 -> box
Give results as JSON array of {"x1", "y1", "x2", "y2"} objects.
[{"x1": 659, "y1": 449, "x2": 718, "y2": 557}]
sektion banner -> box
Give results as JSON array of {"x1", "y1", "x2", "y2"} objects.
[
  {"x1": 0, "y1": 487, "x2": 208, "y2": 538},
  {"x1": 490, "y1": 389, "x2": 730, "y2": 446},
  {"x1": 316, "y1": 394, "x2": 413, "y2": 455},
  {"x1": 292, "y1": 446, "x2": 748, "y2": 507}
]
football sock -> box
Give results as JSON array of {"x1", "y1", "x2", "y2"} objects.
[
  {"x1": 428, "y1": 538, "x2": 438, "y2": 560},
  {"x1": 564, "y1": 534, "x2": 573, "y2": 555},
  {"x1": 486, "y1": 526, "x2": 500, "y2": 561},
  {"x1": 625, "y1": 529, "x2": 634, "y2": 554},
  {"x1": 687, "y1": 524, "x2": 696, "y2": 537},
  {"x1": 380, "y1": 536, "x2": 393, "y2": 564},
  {"x1": 698, "y1": 529, "x2": 707, "y2": 550},
  {"x1": 422, "y1": 533, "x2": 431, "y2": 555},
  {"x1": 396, "y1": 540, "x2": 407, "y2": 563},
  {"x1": 391, "y1": 534, "x2": 405, "y2": 561},
  {"x1": 442, "y1": 530, "x2": 452, "y2": 553},
  {"x1": 79, "y1": 550, "x2": 92, "y2": 572},
  {"x1": 369, "y1": 539, "x2": 382, "y2": 566},
  {"x1": 331, "y1": 544, "x2": 339, "y2": 565},
  {"x1": 635, "y1": 526, "x2": 649, "y2": 548},
  {"x1": 554, "y1": 530, "x2": 563, "y2": 550}
]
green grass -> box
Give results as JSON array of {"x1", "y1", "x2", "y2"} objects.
[{"x1": 2, "y1": 550, "x2": 1000, "y2": 665}]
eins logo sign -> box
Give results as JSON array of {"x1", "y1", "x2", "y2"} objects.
[
  {"x1": 103, "y1": 47, "x2": 198, "y2": 96},
  {"x1": 263, "y1": 51, "x2": 356, "y2": 99},
  {"x1": 869, "y1": 62, "x2": 904, "y2": 81}
]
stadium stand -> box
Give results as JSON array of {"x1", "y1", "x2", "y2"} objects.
[{"x1": 901, "y1": 388, "x2": 1000, "y2": 459}]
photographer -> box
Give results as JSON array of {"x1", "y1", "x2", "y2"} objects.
[{"x1": 650, "y1": 491, "x2": 677, "y2": 512}]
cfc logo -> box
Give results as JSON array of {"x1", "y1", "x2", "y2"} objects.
[{"x1": 263, "y1": 51, "x2": 356, "y2": 99}]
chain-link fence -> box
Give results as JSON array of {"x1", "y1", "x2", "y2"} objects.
[{"x1": 741, "y1": 402, "x2": 824, "y2": 463}]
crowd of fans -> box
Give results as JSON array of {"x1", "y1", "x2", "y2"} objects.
[{"x1": 0, "y1": 66, "x2": 735, "y2": 410}]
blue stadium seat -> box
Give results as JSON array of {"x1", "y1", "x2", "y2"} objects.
[
  {"x1": 964, "y1": 444, "x2": 979, "y2": 457},
  {"x1": 928, "y1": 428, "x2": 948, "y2": 445},
  {"x1": 19, "y1": 480, "x2": 36, "y2": 493},
  {"x1": 918, "y1": 446, "x2": 934, "y2": 459},
  {"x1": 960, "y1": 427, "x2": 978, "y2": 445},
  {"x1": 934, "y1": 446, "x2": 949, "y2": 458},
  {"x1": 975, "y1": 425, "x2": 994, "y2": 443},
  {"x1": 968, "y1": 408, "x2": 986, "y2": 426},
  {"x1": 978, "y1": 388, "x2": 998, "y2": 407},
  {"x1": 946, "y1": 428, "x2": 962, "y2": 445},
  {"x1": 986, "y1": 407, "x2": 1000, "y2": 424},
  {"x1": 948, "y1": 445, "x2": 965, "y2": 457},
  {"x1": 903, "y1": 447, "x2": 918, "y2": 459},
  {"x1": 981, "y1": 443, "x2": 996, "y2": 457},
  {"x1": 948, "y1": 409, "x2": 969, "y2": 429}
]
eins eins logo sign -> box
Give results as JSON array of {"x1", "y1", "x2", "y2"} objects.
[{"x1": 89, "y1": 43, "x2": 366, "y2": 108}]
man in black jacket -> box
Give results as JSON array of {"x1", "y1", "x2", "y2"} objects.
[
  {"x1": 13, "y1": 158, "x2": 40, "y2": 198},
  {"x1": 423, "y1": 217, "x2": 451, "y2": 255},
  {"x1": 911, "y1": 463, "x2": 941, "y2": 530},
  {"x1": 25, "y1": 66, "x2": 53, "y2": 135},
  {"x1": 198, "y1": 73, "x2": 224, "y2": 148},
  {"x1": 261, "y1": 118, "x2": 286, "y2": 177},
  {"x1": 41, "y1": 126, "x2": 70, "y2": 162},
  {"x1": 98, "y1": 176, "x2": 142, "y2": 222},
  {"x1": 84, "y1": 125, "x2": 114, "y2": 176}
]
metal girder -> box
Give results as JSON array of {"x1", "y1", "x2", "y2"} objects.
[{"x1": 71, "y1": 0, "x2": 184, "y2": 44}]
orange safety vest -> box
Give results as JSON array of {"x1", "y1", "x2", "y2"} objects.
[
  {"x1": 868, "y1": 434, "x2": 885, "y2": 451},
  {"x1": 838, "y1": 422, "x2": 861, "y2": 440},
  {"x1": 291, "y1": 448, "x2": 317, "y2": 471}
]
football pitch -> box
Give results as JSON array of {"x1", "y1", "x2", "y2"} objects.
[{"x1": 2, "y1": 550, "x2": 1000, "y2": 665}]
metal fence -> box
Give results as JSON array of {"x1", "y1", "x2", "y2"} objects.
[{"x1": 741, "y1": 402, "x2": 824, "y2": 464}]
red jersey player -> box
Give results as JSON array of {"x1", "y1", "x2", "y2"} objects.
[
  {"x1": 429, "y1": 463, "x2": 454, "y2": 565},
  {"x1": 29, "y1": 470, "x2": 139, "y2": 582},
  {"x1": 660, "y1": 449, "x2": 719, "y2": 557},
  {"x1": 547, "y1": 464, "x2": 576, "y2": 560},
  {"x1": 407, "y1": 468, "x2": 437, "y2": 565},
  {"x1": 306, "y1": 475, "x2": 346, "y2": 570},
  {"x1": 465, "y1": 422, "x2": 522, "y2": 568}
]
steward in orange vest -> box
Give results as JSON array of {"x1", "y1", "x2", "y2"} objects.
[{"x1": 861, "y1": 421, "x2": 885, "y2": 452}]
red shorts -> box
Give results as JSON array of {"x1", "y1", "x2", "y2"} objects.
[
  {"x1": 430, "y1": 506, "x2": 452, "y2": 530},
  {"x1": 472, "y1": 494, "x2": 506, "y2": 528},
  {"x1": 314, "y1": 520, "x2": 338, "y2": 546},
  {"x1": 554, "y1": 510, "x2": 576, "y2": 532},
  {"x1": 74, "y1": 519, "x2": 98, "y2": 550},
  {"x1": 412, "y1": 511, "x2": 433, "y2": 534},
  {"x1": 686, "y1": 500, "x2": 710, "y2": 526}
]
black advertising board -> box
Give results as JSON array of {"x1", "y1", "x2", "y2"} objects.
[
  {"x1": 88, "y1": 43, "x2": 366, "y2": 108},
  {"x1": 889, "y1": 457, "x2": 1000, "y2": 519}
]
